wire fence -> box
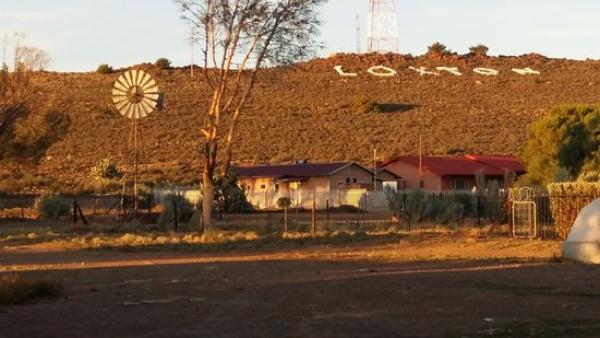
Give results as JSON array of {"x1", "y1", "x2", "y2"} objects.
[{"x1": 0, "y1": 189, "x2": 596, "y2": 240}]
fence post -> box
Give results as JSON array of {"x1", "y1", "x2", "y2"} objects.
[
  {"x1": 73, "y1": 201, "x2": 78, "y2": 224},
  {"x1": 173, "y1": 198, "x2": 179, "y2": 233},
  {"x1": 476, "y1": 195, "x2": 481, "y2": 225},
  {"x1": 284, "y1": 206, "x2": 288, "y2": 233},
  {"x1": 20, "y1": 194, "x2": 24, "y2": 221},
  {"x1": 311, "y1": 199, "x2": 316, "y2": 235}
]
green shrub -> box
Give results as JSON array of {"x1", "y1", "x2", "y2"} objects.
[
  {"x1": 519, "y1": 105, "x2": 600, "y2": 186},
  {"x1": 34, "y1": 194, "x2": 70, "y2": 219},
  {"x1": 548, "y1": 182, "x2": 600, "y2": 240},
  {"x1": 10, "y1": 110, "x2": 71, "y2": 161},
  {"x1": 426, "y1": 42, "x2": 451, "y2": 57},
  {"x1": 214, "y1": 171, "x2": 253, "y2": 213},
  {"x1": 96, "y1": 64, "x2": 113, "y2": 74},
  {"x1": 469, "y1": 44, "x2": 489, "y2": 57},
  {"x1": 158, "y1": 194, "x2": 195, "y2": 230},
  {"x1": 385, "y1": 188, "x2": 474, "y2": 225},
  {"x1": 277, "y1": 197, "x2": 291, "y2": 209},
  {"x1": 0, "y1": 275, "x2": 62, "y2": 305},
  {"x1": 90, "y1": 158, "x2": 122, "y2": 180},
  {"x1": 154, "y1": 58, "x2": 172, "y2": 70}
]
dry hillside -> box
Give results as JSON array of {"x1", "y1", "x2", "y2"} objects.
[{"x1": 9, "y1": 53, "x2": 600, "y2": 184}]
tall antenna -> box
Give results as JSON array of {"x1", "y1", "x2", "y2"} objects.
[
  {"x1": 367, "y1": 0, "x2": 399, "y2": 53},
  {"x1": 355, "y1": 14, "x2": 361, "y2": 53},
  {"x1": 1, "y1": 34, "x2": 8, "y2": 67},
  {"x1": 190, "y1": 26, "x2": 195, "y2": 78}
]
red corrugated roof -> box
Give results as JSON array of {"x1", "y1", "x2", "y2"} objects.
[
  {"x1": 464, "y1": 154, "x2": 526, "y2": 174},
  {"x1": 234, "y1": 162, "x2": 354, "y2": 178},
  {"x1": 384, "y1": 155, "x2": 523, "y2": 176}
]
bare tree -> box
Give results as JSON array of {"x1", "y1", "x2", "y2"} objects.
[
  {"x1": 0, "y1": 33, "x2": 47, "y2": 147},
  {"x1": 0, "y1": 62, "x2": 29, "y2": 145},
  {"x1": 175, "y1": 0, "x2": 326, "y2": 229},
  {"x1": 15, "y1": 46, "x2": 52, "y2": 71}
]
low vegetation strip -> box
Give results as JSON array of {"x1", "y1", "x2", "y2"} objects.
[{"x1": 0, "y1": 275, "x2": 62, "y2": 305}]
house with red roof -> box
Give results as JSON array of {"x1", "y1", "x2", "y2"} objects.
[
  {"x1": 382, "y1": 155, "x2": 525, "y2": 192},
  {"x1": 235, "y1": 162, "x2": 401, "y2": 209}
]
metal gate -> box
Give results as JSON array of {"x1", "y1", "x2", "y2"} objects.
[{"x1": 512, "y1": 201, "x2": 537, "y2": 239}]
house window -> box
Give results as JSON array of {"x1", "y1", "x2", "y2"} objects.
[
  {"x1": 454, "y1": 178, "x2": 467, "y2": 191},
  {"x1": 275, "y1": 184, "x2": 280, "y2": 190},
  {"x1": 353, "y1": 178, "x2": 358, "y2": 183},
  {"x1": 260, "y1": 184, "x2": 266, "y2": 190},
  {"x1": 346, "y1": 177, "x2": 350, "y2": 184}
]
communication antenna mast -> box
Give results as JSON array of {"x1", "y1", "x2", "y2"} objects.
[
  {"x1": 355, "y1": 14, "x2": 361, "y2": 53},
  {"x1": 367, "y1": 0, "x2": 399, "y2": 53},
  {"x1": 190, "y1": 26, "x2": 195, "y2": 78}
]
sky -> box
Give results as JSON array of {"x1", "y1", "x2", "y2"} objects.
[{"x1": 2, "y1": 0, "x2": 600, "y2": 72}]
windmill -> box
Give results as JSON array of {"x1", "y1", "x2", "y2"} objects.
[{"x1": 112, "y1": 69, "x2": 162, "y2": 215}]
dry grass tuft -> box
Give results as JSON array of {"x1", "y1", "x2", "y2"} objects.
[
  {"x1": 0, "y1": 275, "x2": 63, "y2": 305},
  {"x1": 55, "y1": 231, "x2": 262, "y2": 249}
]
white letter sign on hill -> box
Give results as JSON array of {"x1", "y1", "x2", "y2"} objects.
[
  {"x1": 512, "y1": 67, "x2": 541, "y2": 75},
  {"x1": 367, "y1": 65, "x2": 397, "y2": 77},
  {"x1": 409, "y1": 66, "x2": 439, "y2": 76},
  {"x1": 334, "y1": 65, "x2": 358, "y2": 77},
  {"x1": 333, "y1": 65, "x2": 542, "y2": 78},
  {"x1": 436, "y1": 67, "x2": 462, "y2": 76},
  {"x1": 473, "y1": 68, "x2": 500, "y2": 76}
]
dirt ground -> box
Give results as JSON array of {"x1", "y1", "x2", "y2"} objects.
[{"x1": 1, "y1": 233, "x2": 600, "y2": 338}]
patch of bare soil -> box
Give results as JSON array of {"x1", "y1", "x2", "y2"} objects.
[{"x1": 3, "y1": 233, "x2": 597, "y2": 337}]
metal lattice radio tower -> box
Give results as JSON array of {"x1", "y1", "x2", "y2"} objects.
[{"x1": 367, "y1": 0, "x2": 399, "y2": 53}]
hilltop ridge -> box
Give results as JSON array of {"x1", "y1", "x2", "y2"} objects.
[{"x1": 8, "y1": 53, "x2": 600, "y2": 184}]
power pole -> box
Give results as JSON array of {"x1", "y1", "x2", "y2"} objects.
[
  {"x1": 368, "y1": 0, "x2": 399, "y2": 53},
  {"x1": 373, "y1": 148, "x2": 377, "y2": 191},
  {"x1": 190, "y1": 26, "x2": 195, "y2": 79},
  {"x1": 355, "y1": 14, "x2": 361, "y2": 53},
  {"x1": 419, "y1": 134, "x2": 424, "y2": 189},
  {"x1": 1, "y1": 34, "x2": 8, "y2": 68}
]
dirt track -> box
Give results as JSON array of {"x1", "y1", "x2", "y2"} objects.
[{"x1": 1, "y1": 236, "x2": 600, "y2": 337}]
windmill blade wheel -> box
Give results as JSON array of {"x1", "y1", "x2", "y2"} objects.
[{"x1": 112, "y1": 70, "x2": 161, "y2": 119}]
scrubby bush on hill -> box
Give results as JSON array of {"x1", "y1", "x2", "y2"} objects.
[
  {"x1": 469, "y1": 44, "x2": 489, "y2": 57},
  {"x1": 1, "y1": 110, "x2": 70, "y2": 161},
  {"x1": 90, "y1": 158, "x2": 122, "y2": 180},
  {"x1": 352, "y1": 95, "x2": 381, "y2": 114},
  {"x1": 426, "y1": 42, "x2": 452, "y2": 58},
  {"x1": 96, "y1": 64, "x2": 113, "y2": 74},
  {"x1": 154, "y1": 58, "x2": 172, "y2": 70}
]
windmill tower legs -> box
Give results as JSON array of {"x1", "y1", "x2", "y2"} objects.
[
  {"x1": 367, "y1": 0, "x2": 399, "y2": 53},
  {"x1": 127, "y1": 117, "x2": 144, "y2": 217}
]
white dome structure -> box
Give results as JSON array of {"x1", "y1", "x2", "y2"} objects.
[{"x1": 563, "y1": 199, "x2": 600, "y2": 263}]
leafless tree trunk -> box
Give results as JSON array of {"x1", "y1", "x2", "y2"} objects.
[{"x1": 176, "y1": 0, "x2": 325, "y2": 230}]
